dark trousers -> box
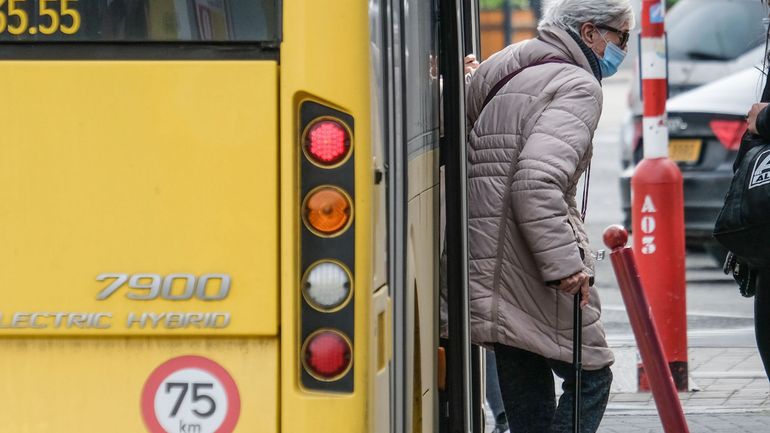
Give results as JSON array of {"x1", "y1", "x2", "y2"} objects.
[
  {"x1": 486, "y1": 350, "x2": 508, "y2": 427},
  {"x1": 493, "y1": 343, "x2": 612, "y2": 433},
  {"x1": 755, "y1": 270, "x2": 770, "y2": 378}
]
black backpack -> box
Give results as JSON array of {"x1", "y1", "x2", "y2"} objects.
[{"x1": 713, "y1": 134, "x2": 770, "y2": 267}]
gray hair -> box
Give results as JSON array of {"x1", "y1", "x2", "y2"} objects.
[{"x1": 538, "y1": 0, "x2": 636, "y2": 34}]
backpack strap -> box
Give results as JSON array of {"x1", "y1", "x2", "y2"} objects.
[{"x1": 479, "y1": 58, "x2": 574, "y2": 114}]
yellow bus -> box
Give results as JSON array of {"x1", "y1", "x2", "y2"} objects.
[{"x1": 0, "y1": 0, "x2": 480, "y2": 432}]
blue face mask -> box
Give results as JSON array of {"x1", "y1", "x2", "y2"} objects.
[{"x1": 597, "y1": 33, "x2": 627, "y2": 78}]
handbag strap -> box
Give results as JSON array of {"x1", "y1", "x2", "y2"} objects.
[
  {"x1": 581, "y1": 163, "x2": 591, "y2": 222},
  {"x1": 479, "y1": 57, "x2": 574, "y2": 113}
]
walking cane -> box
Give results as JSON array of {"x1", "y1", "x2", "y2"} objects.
[{"x1": 573, "y1": 293, "x2": 582, "y2": 433}]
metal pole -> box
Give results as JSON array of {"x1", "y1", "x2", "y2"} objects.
[
  {"x1": 604, "y1": 225, "x2": 690, "y2": 433},
  {"x1": 633, "y1": 0, "x2": 688, "y2": 391},
  {"x1": 440, "y1": 0, "x2": 472, "y2": 429},
  {"x1": 471, "y1": 345, "x2": 483, "y2": 433},
  {"x1": 466, "y1": 2, "x2": 483, "y2": 430},
  {"x1": 529, "y1": 0, "x2": 542, "y2": 21},
  {"x1": 572, "y1": 294, "x2": 582, "y2": 433},
  {"x1": 465, "y1": 0, "x2": 481, "y2": 58},
  {"x1": 502, "y1": 0, "x2": 511, "y2": 46},
  {"x1": 640, "y1": 0, "x2": 669, "y2": 161}
]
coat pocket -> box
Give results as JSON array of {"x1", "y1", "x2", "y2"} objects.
[{"x1": 566, "y1": 212, "x2": 596, "y2": 276}]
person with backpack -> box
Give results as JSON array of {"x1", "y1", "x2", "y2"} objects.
[
  {"x1": 464, "y1": 0, "x2": 633, "y2": 431},
  {"x1": 728, "y1": 5, "x2": 770, "y2": 381}
]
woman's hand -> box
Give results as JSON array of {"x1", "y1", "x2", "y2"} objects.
[
  {"x1": 555, "y1": 271, "x2": 590, "y2": 308},
  {"x1": 747, "y1": 103, "x2": 768, "y2": 135},
  {"x1": 464, "y1": 54, "x2": 480, "y2": 74}
]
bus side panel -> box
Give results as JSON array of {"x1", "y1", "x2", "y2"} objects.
[
  {"x1": 0, "y1": 62, "x2": 279, "y2": 337},
  {"x1": 280, "y1": 0, "x2": 373, "y2": 432},
  {"x1": 0, "y1": 338, "x2": 278, "y2": 433},
  {"x1": 0, "y1": 61, "x2": 280, "y2": 432},
  {"x1": 404, "y1": 149, "x2": 440, "y2": 433}
]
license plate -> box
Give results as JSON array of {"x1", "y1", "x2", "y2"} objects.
[{"x1": 668, "y1": 139, "x2": 702, "y2": 163}]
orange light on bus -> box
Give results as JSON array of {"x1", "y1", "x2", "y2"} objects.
[
  {"x1": 302, "y1": 186, "x2": 353, "y2": 236},
  {"x1": 302, "y1": 330, "x2": 353, "y2": 381},
  {"x1": 303, "y1": 119, "x2": 351, "y2": 166}
]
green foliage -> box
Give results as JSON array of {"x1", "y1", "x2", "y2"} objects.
[
  {"x1": 480, "y1": 0, "x2": 680, "y2": 11},
  {"x1": 479, "y1": 0, "x2": 531, "y2": 10}
]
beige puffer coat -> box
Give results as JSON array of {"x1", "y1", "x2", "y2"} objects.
[{"x1": 466, "y1": 24, "x2": 613, "y2": 369}]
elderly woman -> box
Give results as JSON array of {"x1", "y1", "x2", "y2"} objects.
[{"x1": 465, "y1": 0, "x2": 634, "y2": 431}]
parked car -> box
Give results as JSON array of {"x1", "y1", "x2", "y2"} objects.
[
  {"x1": 620, "y1": 0, "x2": 767, "y2": 169},
  {"x1": 619, "y1": 66, "x2": 763, "y2": 265}
]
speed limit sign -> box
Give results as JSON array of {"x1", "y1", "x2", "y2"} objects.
[{"x1": 141, "y1": 356, "x2": 241, "y2": 433}]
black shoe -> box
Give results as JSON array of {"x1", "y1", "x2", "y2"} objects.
[
  {"x1": 490, "y1": 424, "x2": 509, "y2": 433},
  {"x1": 491, "y1": 413, "x2": 508, "y2": 433}
]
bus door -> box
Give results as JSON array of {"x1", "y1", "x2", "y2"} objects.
[
  {"x1": 370, "y1": 0, "x2": 443, "y2": 431},
  {"x1": 369, "y1": 0, "x2": 395, "y2": 432},
  {"x1": 462, "y1": 2, "x2": 485, "y2": 431},
  {"x1": 439, "y1": 0, "x2": 483, "y2": 431}
]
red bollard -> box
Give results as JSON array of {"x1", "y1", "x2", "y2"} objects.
[
  {"x1": 635, "y1": 0, "x2": 688, "y2": 391},
  {"x1": 604, "y1": 225, "x2": 690, "y2": 433}
]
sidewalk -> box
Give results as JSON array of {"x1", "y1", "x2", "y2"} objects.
[{"x1": 599, "y1": 347, "x2": 770, "y2": 433}]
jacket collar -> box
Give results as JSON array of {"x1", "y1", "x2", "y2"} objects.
[
  {"x1": 537, "y1": 24, "x2": 602, "y2": 83},
  {"x1": 566, "y1": 29, "x2": 603, "y2": 82}
]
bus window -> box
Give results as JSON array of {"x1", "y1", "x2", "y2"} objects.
[{"x1": 0, "y1": 0, "x2": 280, "y2": 42}]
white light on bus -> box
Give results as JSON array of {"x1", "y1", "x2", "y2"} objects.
[{"x1": 302, "y1": 261, "x2": 352, "y2": 311}]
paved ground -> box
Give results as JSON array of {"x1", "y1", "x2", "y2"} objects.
[
  {"x1": 600, "y1": 348, "x2": 770, "y2": 432},
  {"x1": 599, "y1": 413, "x2": 770, "y2": 433}
]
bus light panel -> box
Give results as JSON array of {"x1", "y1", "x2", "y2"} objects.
[
  {"x1": 304, "y1": 119, "x2": 351, "y2": 166},
  {"x1": 299, "y1": 100, "x2": 355, "y2": 392},
  {"x1": 302, "y1": 330, "x2": 352, "y2": 380}
]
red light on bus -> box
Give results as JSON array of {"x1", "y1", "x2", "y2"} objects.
[
  {"x1": 303, "y1": 119, "x2": 351, "y2": 166},
  {"x1": 302, "y1": 330, "x2": 352, "y2": 381}
]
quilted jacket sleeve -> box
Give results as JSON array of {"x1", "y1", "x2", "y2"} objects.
[{"x1": 510, "y1": 78, "x2": 602, "y2": 282}]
